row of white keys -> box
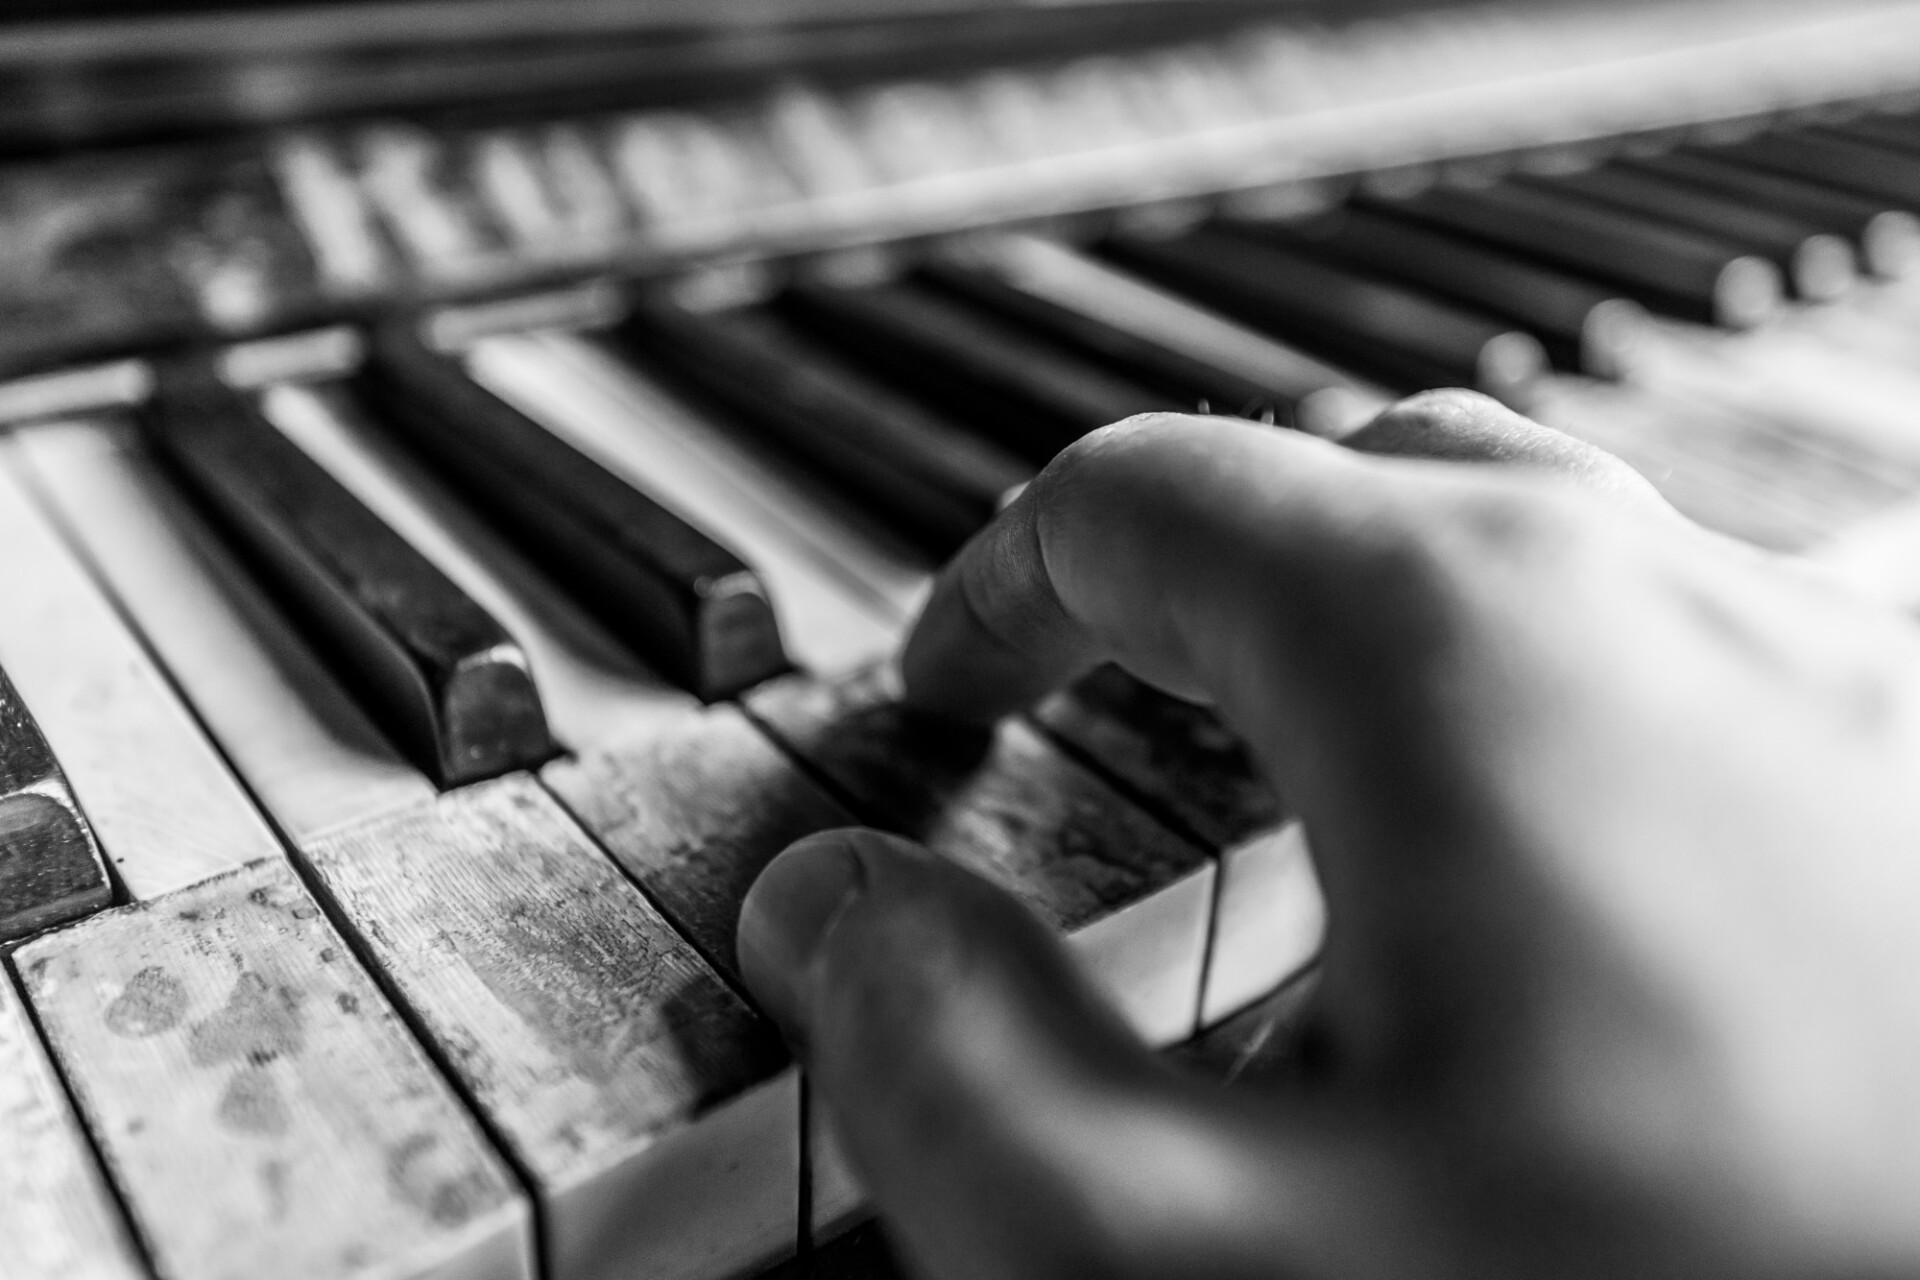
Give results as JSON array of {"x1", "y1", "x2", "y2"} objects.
[
  {"x1": 20, "y1": 417, "x2": 802, "y2": 1280},
  {"x1": 466, "y1": 328, "x2": 924, "y2": 672},
  {"x1": 0, "y1": 427, "x2": 532, "y2": 1280}
]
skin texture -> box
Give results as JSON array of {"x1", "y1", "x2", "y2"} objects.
[{"x1": 736, "y1": 391, "x2": 1920, "y2": 1280}]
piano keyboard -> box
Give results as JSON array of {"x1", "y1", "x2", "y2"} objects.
[{"x1": 12, "y1": 5, "x2": 1920, "y2": 1279}]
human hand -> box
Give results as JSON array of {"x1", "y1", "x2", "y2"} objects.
[{"x1": 738, "y1": 391, "x2": 1920, "y2": 1279}]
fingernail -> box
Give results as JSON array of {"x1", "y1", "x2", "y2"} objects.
[{"x1": 737, "y1": 831, "x2": 869, "y2": 1046}]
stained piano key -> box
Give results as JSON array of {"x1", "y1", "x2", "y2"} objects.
[
  {"x1": 1616, "y1": 148, "x2": 1920, "y2": 279},
  {"x1": 24, "y1": 418, "x2": 806, "y2": 1280},
  {"x1": 16, "y1": 857, "x2": 535, "y2": 1280},
  {"x1": 0, "y1": 968, "x2": 144, "y2": 1280},
  {"x1": 0, "y1": 665, "x2": 112, "y2": 942},
  {"x1": 1360, "y1": 180, "x2": 1784, "y2": 329},
  {"x1": 1516, "y1": 165, "x2": 1858, "y2": 301},
  {"x1": 466, "y1": 330, "x2": 912, "y2": 673},
  {"x1": 1104, "y1": 227, "x2": 1548, "y2": 400},
  {"x1": 1031, "y1": 668, "x2": 1323, "y2": 1024},
  {"x1": 359, "y1": 330, "x2": 790, "y2": 700},
  {"x1": 775, "y1": 277, "x2": 1185, "y2": 460},
  {"x1": 618, "y1": 297, "x2": 1031, "y2": 554},
  {"x1": 1235, "y1": 207, "x2": 1647, "y2": 376},
  {"x1": 0, "y1": 448, "x2": 280, "y2": 898},
  {"x1": 926, "y1": 232, "x2": 1391, "y2": 434},
  {"x1": 258, "y1": 379, "x2": 696, "y2": 755},
  {"x1": 146, "y1": 371, "x2": 556, "y2": 788}
]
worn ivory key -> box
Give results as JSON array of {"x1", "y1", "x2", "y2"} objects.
[
  {"x1": 15, "y1": 857, "x2": 532, "y2": 1280},
  {"x1": 22, "y1": 418, "x2": 804, "y2": 1280},
  {"x1": 0, "y1": 967, "x2": 144, "y2": 1280},
  {"x1": 0, "y1": 662, "x2": 113, "y2": 942}
]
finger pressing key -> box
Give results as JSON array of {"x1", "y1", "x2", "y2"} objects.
[{"x1": 147, "y1": 368, "x2": 555, "y2": 787}]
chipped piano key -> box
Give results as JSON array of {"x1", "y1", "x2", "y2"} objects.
[
  {"x1": 15, "y1": 858, "x2": 534, "y2": 1280},
  {"x1": 23, "y1": 419, "x2": 805, "y2": 1280},
  {"x1": 359, "y1": 330, "x2": 790, "y2": 701},
  {"x1": 0, "y1": 966, "x2": 144, "y2": 1280},
  {"x1": 1033, "y1": 667, "x2": 1324, "y2": 1025},
  {"x1": 145, "y1": 370, "x2": 555, "y2": 788},
  {"x1": 0, "y1": 663, "x2": 112, "y2": 942}
]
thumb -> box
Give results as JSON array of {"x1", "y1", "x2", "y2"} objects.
[{"x1": 737, "y1": 829, "x2": 1420, "y2": 1280}]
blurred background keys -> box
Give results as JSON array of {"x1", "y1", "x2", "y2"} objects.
[
  {"x1": 147, "y1": 371, "x2": 555, "y2": 787},
  {"x1": 1515, "y1": 165, "x2": 1858, "y2": 301},
  {"x1": 0, "y1": 665, "x2": 111, "y2": 942},
  {"x1": 1615, "y1": 150, "x2": 1920, "y2": 280},
  {"x1": 1361, "y1": 180, "x2": 1784, "y2": 329},
  {"x1": 1104, "y1": 226, "x2": 1548, "y2": 400},
  {"x1": 1234, "y1": 208, "x2": 1646, "y2": 376},
  {"x1": 620, "y1": 298, "x2": 1031, "y2": 556},
  {"x1": 363, "y1": 330, "x2": 789, "y2": 699},
  {"x1": 777, "y1": 278, "x2": 1184, "y2": 462}
]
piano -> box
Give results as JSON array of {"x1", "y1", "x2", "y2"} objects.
[{"x1": 5, "y1": 2, "x2": 1920, "y2": 1277}]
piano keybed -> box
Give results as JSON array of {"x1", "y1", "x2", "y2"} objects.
[{"x1": 11, "y1": 2, "x2": 1920, "y2": 1278}]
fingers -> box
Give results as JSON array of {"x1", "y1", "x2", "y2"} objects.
[
  {"x1": 1343, "y1": 390, "x2": 1673, "y2": 516},
  {"x1": 737, "y1": 828, "x2": 1417, "y2": 1280}
]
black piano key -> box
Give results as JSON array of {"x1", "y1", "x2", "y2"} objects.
[
  {"x1": 1817, "y1": 114, "x2": 1920, "y2": 159},
  {"x1": 1709, "y1": 129, "x2": 1920, "y2": 213},
  {"x1": 1517, "y1": 166, "x2": 1856, "y2": 301},
  {"x1": 619, "y1": 298, "x2": 1032, "y2": 555},
  {"x1": 147, "y1": 371, "x2": 555, "y2": 788},
  {"x1": 920, "y1": 253, "x2": 1330, "y2": 424},
  {"x1": 0, "y1": 665, "x2": 112, "y2": 941},
  {"x1": 1236, "y1": 208, "x2": 1644, "y2": 375},
  {"x1": 1617, "y1": 149, "x2": 1920, "y2": 278},
  {"x1": 1360, "y1": 180, "x2": 1782, "y2": 329},
  {"x1": 777, "y1": 279, "x2": 1185, "y2": 463},
  {"x1": 1103, "y1": 227, "x2": 1547, "y2": 399},
  {"x1": 361, "y1": 330, "x2": 790, "y2": 700}
]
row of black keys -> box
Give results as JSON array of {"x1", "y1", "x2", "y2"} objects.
[{"x1": 109, "y1": 108, "x2": 1920, "y2": 798}]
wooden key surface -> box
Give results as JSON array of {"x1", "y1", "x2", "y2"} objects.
[
  {"x1": 0, "y1": 664, "x2": 112, "y2": 942},
  {"x1": 0, "y1": 967, "x2": 144, "y2": 1280},
  {"x1": 146, "y1": 372, "x2": 555, "y2": 788},
  {"x1": 361, "y1": 332, "x2": 789, "y2": 701},
  {"x1": 16, "y1": 857, "x2": 532, "y2": 1280}
]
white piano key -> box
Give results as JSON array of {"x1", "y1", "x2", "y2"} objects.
[
  {"x1": 0, "y1": 440, "x2": 284, "y2": 898},
  {"x1": 466, "y1": 330, "x2": 916, "y2": 673},
  {"x1": 0, "y1": 968, "x2": 145, "y2": 1280},
  {"x1": 13, "y1": 421, "x2": 433, "y2": 847},
  {"x1": 259, "y1": 381, "x2": 695, "y2": 755}
]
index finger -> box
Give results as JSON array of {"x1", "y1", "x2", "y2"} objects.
[{"x1": 900, "y1": 392, "x2": 1665, "y2": 741}]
